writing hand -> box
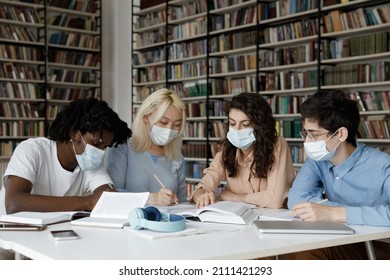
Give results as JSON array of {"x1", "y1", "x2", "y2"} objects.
[
  {"x1": 292, "y1": 202, "x2": 346, "y2": 222},
  {"x1": 148, "y1": 188, "x2": 178, "y2": 206}
]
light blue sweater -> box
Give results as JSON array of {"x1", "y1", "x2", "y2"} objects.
[{"x1": 104, "y1": 141, "x2": 187, "y2": 202}]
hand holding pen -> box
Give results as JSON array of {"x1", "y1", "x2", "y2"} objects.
[
  {"x1": 153, "y1": 174, "x2": 179, "y2": 206},
  {"x1": 291, "y1": 198, "x2": 331, "y2": 222}
]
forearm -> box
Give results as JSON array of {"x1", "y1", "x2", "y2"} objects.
[
  {"x1": 5, "y1": 194, "x2": 94, "y2": 214},
  {"x1": 5, "y1": 184, "x2": 113, "y2": 214},
  {"x1": 331, "y1": 206, "x2": 346, "y2": 223},
  {"x1": 220, "y1": 189, "x2": 246, "y2": 203}
]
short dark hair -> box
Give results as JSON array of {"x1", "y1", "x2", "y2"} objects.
[
  {"x1": 301, "y1": 90, "x2": 360, "y2": 146},
  {"x1": 48, "y1": 98, "x2": 131, "y2": 147}
]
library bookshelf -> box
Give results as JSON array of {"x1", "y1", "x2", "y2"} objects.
[
  {"x1": 133, "y1": 0, "x2": 390, "y2": 197},
  {"x1": 0, "y1": 0, "x2": 102, "y2": 175}
]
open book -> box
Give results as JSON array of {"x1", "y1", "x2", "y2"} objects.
[
  {"x1": 70, "y1": 191, "x2": 149, "y2": 228},
  {"x1": 173, "y1": 201, "x2": 258, "y2": 225},
  {"x1": 0, "y1": 211, "x2": 90, "y2": 226}
]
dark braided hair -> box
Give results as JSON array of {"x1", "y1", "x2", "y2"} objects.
[
  {"x1": 48, "y1": 98, "x2": 131, "y2": 147},
  {"x1": 218, "y1": 92, "x2": 278, "y2": 178}
]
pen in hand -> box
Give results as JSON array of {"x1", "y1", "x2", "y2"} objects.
[
  {"x1": 293, "y1": 198, "x2": 329, "y2": 220},
  {"x1": 153, "y1": 174, "x2": 179, "y2": 205},
  {"x1": 316, "y1": 199, "x2": 328, "y2": 204}
]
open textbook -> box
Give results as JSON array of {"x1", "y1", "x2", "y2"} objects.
[
  {"x1": 70, "y1": 191, "x2": 149, "y2": 228},
  {"x1": 0, "y1": 192, "x2": 149, "y2": 228},
  {"x1": 167, "y1": 201, "x2": 258, "y2": 225}
]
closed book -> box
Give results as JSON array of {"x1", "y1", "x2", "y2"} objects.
[{"x1": 0, "y1": 211, "x2": 90, "y2": 226}]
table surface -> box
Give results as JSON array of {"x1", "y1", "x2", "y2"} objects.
[{"x1": 1, "y1": 215, "x2": 390, "y2": 260}]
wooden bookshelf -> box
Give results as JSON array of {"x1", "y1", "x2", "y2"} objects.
[
  {"x1": 46, "y1": 0, "x2": 102, "y2": 124},
  {"x1": 132, "y1": 0, "x2": 390, "y2": 185},
  {"x1": 0, "y1": 0, "x2": 46, "y2": 165},
  {"x1": 0, "y1": 0, "x2": 102, "y2": 163}
]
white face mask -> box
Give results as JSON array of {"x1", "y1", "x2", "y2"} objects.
[
  {"x1": 304, "y1": 130, "x2": 340, "y2": 161},
  {"x1": 227, "y1": 127, "x2": 256, "y2": 150},
  {"x1": 72, "y1": 133, "x2": 105, "y2": 171},
  {"x1": 149, "y1": 125, "x2": 179, "y2": 146}
]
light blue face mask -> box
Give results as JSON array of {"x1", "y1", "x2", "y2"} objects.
[
  {"x1": 72, "y1": 132, "x2": 105, "y2": 171},
  {"x1": 149, "y1": 125, "x2": 179, "y2": 146},
  {"x1": 227, "y1": 127, "x2": 256, "y2": 150},
  {"x1": 303, "y1": 129, "x2": 341, "y2": 161}
]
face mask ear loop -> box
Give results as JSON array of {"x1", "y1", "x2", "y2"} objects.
[
  {"x1": 325, "y1": 129, "x2": 341, "y2": 153},
  {"x1": 147, "y1": 116, "x2": 155, "y2": 132},
  {"x1": 72, "y1": 131, "x2": 87, "y2": 156},
  {"x1": 325, "y1": 129, "x2": 340, "y2": 143},
  {"x1": 78, "y1": 131, "x2": 87, "y2": 146},
  {"x1": 71, "y1": 139, "x2": 78, "y2": 156}
]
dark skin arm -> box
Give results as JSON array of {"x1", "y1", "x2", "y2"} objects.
[{"x1": 4, "y1": 175, "x2": 114, "y2": 214}]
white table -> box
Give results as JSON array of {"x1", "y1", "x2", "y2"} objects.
[{"x1": 1, "y1": 221, "x2": 390, "y2": 260}]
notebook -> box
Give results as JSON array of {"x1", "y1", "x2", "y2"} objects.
[{"x1": 254, "y1": 220, "x2": 355, "y2": 235}]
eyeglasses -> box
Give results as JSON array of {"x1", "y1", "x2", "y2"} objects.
[{"x1": 299, "y1": 130, "x2": 330, "y2": 141}]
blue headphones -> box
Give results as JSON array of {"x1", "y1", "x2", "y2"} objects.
[{"x1": 128, "y1": 206, "x2": 186, "y2": 232}]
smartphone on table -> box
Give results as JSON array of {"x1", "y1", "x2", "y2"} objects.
[{"x1": 50, "y1": 230, "x2": 80, "y2": 241}]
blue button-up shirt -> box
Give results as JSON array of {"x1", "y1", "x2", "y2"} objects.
[{"x1": 287, "y1": 142, "x2": 390, "y2": 226}]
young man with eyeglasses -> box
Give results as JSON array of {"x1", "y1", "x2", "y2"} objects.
[{"x1": 279, "y1": 89, "x2": 390, "y2": 260}]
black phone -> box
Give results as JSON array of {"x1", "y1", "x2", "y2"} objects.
[
  {"x1": 0, "y1": 223, "x2": 47, "y2": 231},
  {"x1": 50, "y1": 229, "x2": 80, "y2": 241}
]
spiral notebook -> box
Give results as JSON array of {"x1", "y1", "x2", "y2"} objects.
[{"x1": 254, "y1": 220, "x2": 355, "y2": 235}]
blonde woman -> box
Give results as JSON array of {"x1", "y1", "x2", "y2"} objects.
[{"x1": 105, "y1": 88, "x2": 187, "y2": 206}]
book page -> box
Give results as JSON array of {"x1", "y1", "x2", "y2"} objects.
[
  {"x1": 91, "y1": 192, "x2": 149, "y2": 219},
  {"x1": 71, "y1": 217, "x2": 129, "y2": 228},
  {"x1": 198, "y1": 201, "x2": 255, "y2": 216},
  {"x1": 257, "y1": 208, "x2": 298, "y2": 221},
  {"x1": 158, "y1": 204, "x2": 198, "y2": 217}
]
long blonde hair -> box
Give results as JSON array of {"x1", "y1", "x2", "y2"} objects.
[{"x1": 132, "y1": 88, "x2": 186, "y2": 160}]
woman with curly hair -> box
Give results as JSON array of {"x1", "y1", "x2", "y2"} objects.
[
  {"x1": 192, "y1": 92, "x2": 295, "y2": 208},
  {"x1": 2, "y1": 98, "x2": 131, "y2": 214}
]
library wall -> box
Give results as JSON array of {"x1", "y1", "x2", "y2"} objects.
[
  {"x1": 0, "y1": 0, "x2": 102, "y2": 176},
  {"x1": 131, "y1": 0, "x2": 390, "y2": 198}
]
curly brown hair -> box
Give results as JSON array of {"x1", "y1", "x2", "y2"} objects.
[{"x1": 219, "y1": 92, "x2": 278, "y2": 178}]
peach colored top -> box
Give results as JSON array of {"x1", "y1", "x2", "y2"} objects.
[{"x1": 192, "y1": 136, "x2": 295, "y2": 208}]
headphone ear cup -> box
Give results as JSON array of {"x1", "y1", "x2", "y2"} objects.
[
  {"x1": 144, "y1": 206, "x2": 161, "y2": 221},
  {"x1": 128, "y1": 207, "x2": 147, "y2": 230}
]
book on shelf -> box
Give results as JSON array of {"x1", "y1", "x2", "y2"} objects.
[
  {"x1": 70, "y1": 191, "x2": 149, "y2": 229},
  {"x1": 0, "y1": 211, "x2": 91, "y2": 226},
  {"x1": 171, "y1": 201, "x2": 258, "y2": 225}
]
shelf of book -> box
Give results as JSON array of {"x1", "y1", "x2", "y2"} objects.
[
  {"x1": 46, "y1": 0, "x2": 101, "y2": 126},
  {"x1": 0, "y1": 0, "x2": 46, "y2": 163},
  {"x1": 132, "y1": 0, "x2": 390, "y2": 196},
  {"x1": 0, "y1": 0, "x2": 102, "y2": 168}
]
